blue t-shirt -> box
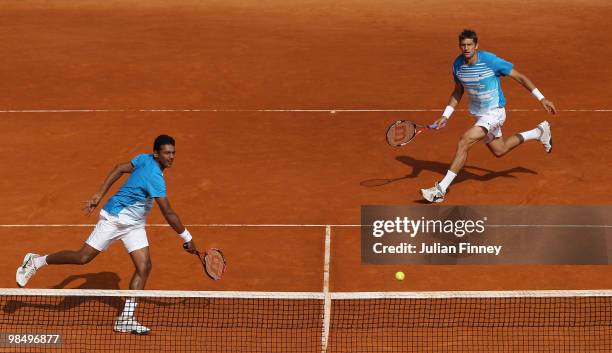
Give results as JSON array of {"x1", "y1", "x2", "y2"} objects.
[
  {"x1": 453, "y1": 50, "x2": 514, "y2": 115},
  {"x1": 102, "y1": 154, "x2": 166, "y2": 224}
]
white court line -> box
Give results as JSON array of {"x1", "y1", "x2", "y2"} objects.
[
  {"x1": 486, "y1": 225, "x2": 612, "y2": 228},
  {"x1": 0, "y1": 224, "x2": 609, "y2": 228},
  {"x1": 0, "y1": 224, "x2": 358, "y2": 228},
  {"x1": 4, "y1": 288, "x2": 610, "y2": 298},
  {"x1": 322, "y1": 226, "x2": 332, "y2": 292},
  {"x1": 1, "y1": 108, "x2": 611, "y2": 113},
  {"x1": 321, "y1": 225, "x2": 332, "y2": 353}
]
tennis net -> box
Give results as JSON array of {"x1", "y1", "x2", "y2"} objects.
[{"x1": 0, "y1": 289, "x2": 610, "y2": 352}]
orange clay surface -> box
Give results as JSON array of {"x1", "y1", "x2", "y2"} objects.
[{"x1": 0, "y1": 0, "x2": 611, "y2": 294}]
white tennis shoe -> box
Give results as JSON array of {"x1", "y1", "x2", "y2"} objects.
[
  {"x1": 420, "y1": 182, "x2": 445, "y2": 203},
  {"x1": 113, "y1": 315, "x2": 151, "y2": 335},
  {"x1": 16, "y1": 253, "x2": 39, "y2": 288},
  {"x1": 537, "y1": 120, "x2": 552, "y2": 153}
]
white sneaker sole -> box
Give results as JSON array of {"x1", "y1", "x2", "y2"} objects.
[
  {"x1": 113, "y1": 318, "x2": 151, "y2": 335},
  {"x1": 16, "y1": 253, "x2": 36, "y2": 288},
  {"x1": 538, "y1": 121, "x2": 552, "y2": 153},
  {"x1": 113, "y1": 326, "x2": 151, "y2": 335},
  {"x1": 420, "y1": 186, "x2": 445, "y2": 203}
]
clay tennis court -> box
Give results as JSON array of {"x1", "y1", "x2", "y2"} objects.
[{"x1": 0, "y1": 0, "x2": 611, "y2": 351}]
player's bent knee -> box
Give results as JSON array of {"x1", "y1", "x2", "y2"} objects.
[
  {"x1": 78, "y1": 253, "x2": 95, "y2": 264},
  {"x1": 136, "y1": 261, "x2": 152, "y2": 276},
  {"x1": 493, "y1": 148, "x2": 507, "y2": 157},
  {"x1": 457, "y1": 138, "x2": 471, "y2": 151},
  {"x1": 77, "y1": 244, "x2": 100, "y2": 264}
]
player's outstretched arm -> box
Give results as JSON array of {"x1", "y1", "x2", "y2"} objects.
[
  {"x1": 434, "y1": 81, "x2": 464, "y2": 129},
  {"x1": 508, "y1": 69, "x2": 557, "y2": 115},
  {"x1": 155, "y1": 197, "x2": 197, "y2": 253},
  {"x1": 83, "y1": 162, "x2": 134, "y2": 215}
]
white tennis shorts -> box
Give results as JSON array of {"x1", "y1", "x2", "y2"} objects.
[
  {"x1": 474, "y1": 107, "x2": 506, "y2": 143},
  {"x1": 86, "y1": 209, "x2": 149, "y2": 253}
]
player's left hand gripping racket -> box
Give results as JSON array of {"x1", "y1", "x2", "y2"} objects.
[
  {"x1": 386, "y1": 120, "x2": 438, "y2": 147},
  {"x1": 183, "y1": 243, "x2": 227, "y2": 280}
]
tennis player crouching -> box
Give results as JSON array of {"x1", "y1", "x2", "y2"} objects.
[
  {"x1": 421, "y1": 29, "x2": 557, "y2": 203},
  {"x1": 16, "y1": 134, "x2": 198, "y2": 335}
]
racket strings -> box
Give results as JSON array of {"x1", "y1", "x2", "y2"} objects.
[
  {"x1": 387, "y1": 121, "x2": 416, "y2": 146},
  {"x1": 204, "y1": 250, "x2": 227, "y2": 280}
]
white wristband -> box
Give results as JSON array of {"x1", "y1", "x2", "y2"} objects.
[
  {"x1": 442, "y1": 105, "x2": 455, "y2": 119},
  {"x1": 531, "y1": 88, "x2": 545, "y2": 101},
  {"x1": 179, "y1": 228, "x2": 192, "y2": 242}
]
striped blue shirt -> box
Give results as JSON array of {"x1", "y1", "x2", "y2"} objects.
[{"x1": 453, "y1": 50, "x2": 514, "y2": 115}]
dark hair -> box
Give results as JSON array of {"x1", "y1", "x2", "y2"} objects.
[
  {"x1": 459, "y1": 29, "x2": 478, "y2": 44},
  {"x1": 153, "y1": 134, "x2": 175, "y2": 151}
]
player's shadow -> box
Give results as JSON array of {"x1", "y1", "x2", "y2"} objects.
[
  {"x1": 1, "y1": 272, "x2": 191, "y2": 321},
  {"x1": 396, "y1": 155, "x2": 537, "y2": 183},
  {"x1": 52, "y1": 271, "x2": 122, "y2": 290},
  {"x1": 360, "y1": 155, "x2": 537, "y2": 191},
  {"x1": 1, "y1": 272, "x2": 125, "y2": 320}
]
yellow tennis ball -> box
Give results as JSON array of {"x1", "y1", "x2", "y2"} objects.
[{"x1": 395, "y1": 271, "x2": 405, "y2": 281}]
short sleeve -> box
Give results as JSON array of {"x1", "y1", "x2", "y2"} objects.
[
  {"x1": 130, "y1": 154, "x2": 147, "y2": 168},
  {"x1": 491, "y1": 56, "x2": 513, "y2": 76},
  {"x1": 147, "y1": 174, "x2": 167, "y2": 198}
]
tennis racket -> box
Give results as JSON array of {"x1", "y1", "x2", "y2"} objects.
[
  {"x1": 386, "y1": 120, "x2": 438, "y2": 147},
  {"x1": 183, "y1": 244, "x2": 227, "y2": 281}
]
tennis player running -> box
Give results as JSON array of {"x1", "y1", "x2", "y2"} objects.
[
  {"x1": 16, "y1": 134, "x2": 198, "y2": 335},
  {"x1": 421, "y1": 29, "x2": 557, "y2": 203}
]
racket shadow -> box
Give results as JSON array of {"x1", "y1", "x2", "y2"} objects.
[{"x1": 360, "y1": 175, "x2": 411, "y2": 187}]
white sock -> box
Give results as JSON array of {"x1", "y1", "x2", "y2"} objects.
[
  {"x1": 121, "y1": 297, "x2": 138, "y2": 317},
  {"x1": 439, "y1": 170, "x2": 457, "y2": 193},
  {"x1": 519, "y1": 127, "x2": 542, "y2": 141},
  {"x1": 33, "y1": 255, "x2": 48, "y2": 269}
]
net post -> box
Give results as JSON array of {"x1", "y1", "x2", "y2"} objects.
[{"x1": 321, "y1": 225, "x2": 332, "y2": 353}]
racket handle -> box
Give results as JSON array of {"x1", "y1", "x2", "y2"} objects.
[
  {"x1": 183, "y1": 242, "x2": 196, "y2": 252},
  {"x1": 428, "y1": 123, "x2": 438, "y2": 129},
  {"x1": 183, "y1": 242, "x2": 200, "y2": 256}
]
